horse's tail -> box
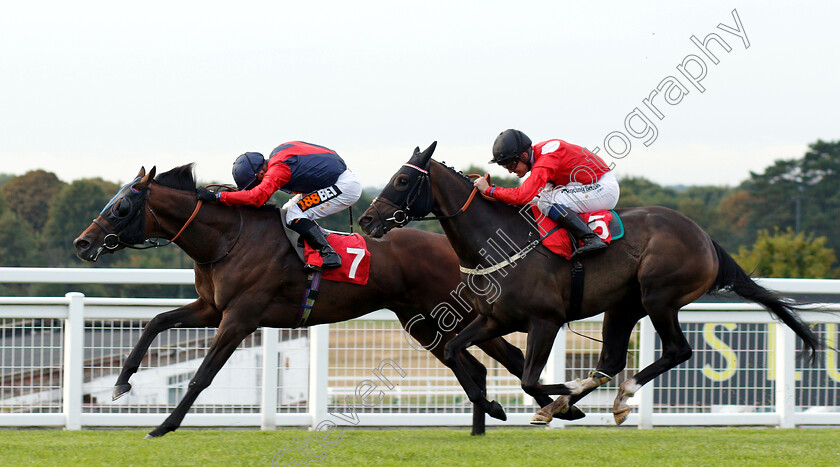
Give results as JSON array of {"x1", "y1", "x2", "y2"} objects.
[{"x1": 709, "y1": 239, "x2": 821, "y2": 360}]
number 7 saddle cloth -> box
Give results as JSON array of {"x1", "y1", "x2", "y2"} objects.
[
  {"x1": 303, "y1": 233, "x2": 370, "y2": 285},
  {"x1": 280, "y1": 208, "x2": 371, "y2": 285}
]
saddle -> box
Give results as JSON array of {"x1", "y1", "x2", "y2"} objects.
[
  {"x1": 280, "y1": 208, "x2": 355, "y2": 264},
  {"x1": 530, "y1": 207, "x2": 625, "y2": 260}
]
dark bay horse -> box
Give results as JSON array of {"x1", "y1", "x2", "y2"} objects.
[
  {"x1": 72, "y1": 164, "x2": 562, "y2": 438},
  {"x1": 358, "y1": 143, "x2": 821, "y2": 424}
]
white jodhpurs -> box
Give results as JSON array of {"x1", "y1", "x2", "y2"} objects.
[
  {"x1": 283, "y1": 170, "x2": 362, "y2": 225},
  {"x1": 536, "y1": 171, "x2": 619, "y2": 214}
]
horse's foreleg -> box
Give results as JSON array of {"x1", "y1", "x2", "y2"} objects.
[
  {"x1": 477, "y1": 338, "x2": 551, "y2": 408},
  {"x1": 442, "y1": 315, "x2": 509, "y2": 421},
  {"x1": 145, "y1": 314, "x2": 256, "y2": 438},
  {"x1": 477, "y1": 337, "x2": 588, "y2": 421},
  {"x1": 114, "y1": 299, "x2": 221, "y2": 400},
  {"x1": 519, "y1": 318, "x2": 571, "y2": 396}
]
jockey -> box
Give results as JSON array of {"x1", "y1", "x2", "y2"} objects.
[
  {"x1": 473, "y1": 129, "x2": 620, "y2": 257},
  {"x1": 197, "y1": 141, "x2": 362, "y2": 270}
]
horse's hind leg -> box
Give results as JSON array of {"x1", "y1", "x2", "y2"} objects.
[
  {"x1": 145, "y1": 312, "x2": 257, "y2": 438},
  {"x1": 613, "y1": 295, "x2": 692, "y2": 425},
  {"x1": 114, "y1": 299, "x2": 221, "y2": 400},
  {"x1": 399, "y1": 314, "x2": 490, "y2": 435},
  {"x1": 443, "y1": 314, "x2": 510, "y2": 421},
  {"x1": 533, "y1": 306, "x2": 643, "y2": 424}
]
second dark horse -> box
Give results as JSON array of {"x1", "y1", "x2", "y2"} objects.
[{"x1": 359, "y1": 143, "x2": 821, "y2": 424}]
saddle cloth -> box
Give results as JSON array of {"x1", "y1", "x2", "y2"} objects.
[
  {"x1": 530, "y1": 206, "x2": 624, "y2": 260},
  {"x1": 304, "y1": 233, "x2": 370, "y2": 285},
  {"x1": 280, "y1": 208, "x2": 371, "y2": 285}
]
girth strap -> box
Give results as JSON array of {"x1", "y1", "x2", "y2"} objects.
[
  {"x1": 294, "y1": 270, "x2": 322, "y2": 328},
  {"x1": 569, "y1": 260, "x2": 585, "y2": 317}
]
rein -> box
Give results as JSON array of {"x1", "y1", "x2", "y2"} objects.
[{"x1": 193, "y1": 207, "x2": 244, "y2": 266}]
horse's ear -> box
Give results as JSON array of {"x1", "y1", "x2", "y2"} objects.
[
  {"x1": 136, "y1": 166, "x2": 146, "y2": 179},
  {"x1": 137, "y1": 166, "x2": 156, "y2": 188},
  {"x1": 417, "y1": 141, "x2": 437, "y2": 166},
  {"x1": 413, "y1": 146, "x2": 421, "y2": 156}
]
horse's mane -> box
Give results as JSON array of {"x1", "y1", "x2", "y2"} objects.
[
  {"x1": 431, "y1": 158, "x2": 523, "y2": 212},
  {"x1": 431, "y1": 159, "x2": 473, "y2": 185},
  {"x1": 153, "y1": 163, "x2": 283, "y2": 215},
  {"x1": 154, "y1": 164, "x2": 197, "y2": 191}
]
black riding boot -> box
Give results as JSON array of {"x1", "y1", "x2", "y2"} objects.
[
  {"x1": 288, "y1": 218, "x2": 342, "y2": 270},
  {"x1": 546, "y1": 204, "x2": 607, "y2": 257}
]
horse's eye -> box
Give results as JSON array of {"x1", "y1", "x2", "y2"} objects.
[
  {"x1": 116, "y1": 200, "x2": 130, "y2": 217},
  {"x1": 394, "y1": 175, "x2": 410, "y2": 192}
]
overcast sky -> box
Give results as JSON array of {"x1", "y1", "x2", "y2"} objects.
[{"x1": 1, "y1": 1, "x2": 838, "y2": 189}]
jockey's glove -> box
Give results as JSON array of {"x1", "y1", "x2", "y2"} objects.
[{"x1": 196, "y1": 187, "x2": 220, "y2": 202}]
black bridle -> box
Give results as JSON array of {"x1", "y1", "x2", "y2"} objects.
[
  {"x1": 91, "y1": 178, "x2": 154, "y2": 254},
  {"x1": 368, "y1": 163, "x2": 478, "y2": 232},
  {"x1": 90, "y1": 181, "x2": 241, "y2": 265}
]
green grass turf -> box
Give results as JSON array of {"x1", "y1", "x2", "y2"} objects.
[{"x1": 1, "y1": 427, "x2": 838, "y2": 466}]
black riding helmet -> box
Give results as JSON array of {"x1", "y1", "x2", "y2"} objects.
[
  {"x1": 490, "y1": 129, "x2": 532, "y2": 166},
  {"x1": 232, "y1": 152, "x2": 266, "y2": 190}
]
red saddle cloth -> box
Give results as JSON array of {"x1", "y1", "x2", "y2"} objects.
[
  {"x1": 304, "y1": 233, "x2": 371, "y2": 285},
  {"x1": 530, "y1": 206, "x2": 615, "y2": 260}
]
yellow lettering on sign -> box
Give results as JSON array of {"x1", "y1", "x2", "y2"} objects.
[
  {"x1": 702, "y1": 323, "x2": 738, "y2": 381},
  {"x1": 826, "y1": 324, "x2": 840, "y2": 383}
]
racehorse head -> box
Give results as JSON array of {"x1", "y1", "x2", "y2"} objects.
[
  {"x1": 359, "y1": 142, "x2": 437, "y2": 238},
  {"x1": 74, "y1": 166, "x2": 156, "y2": 262}
]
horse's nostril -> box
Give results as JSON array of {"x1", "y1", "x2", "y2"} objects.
[
  {"x1": 74, "y1": 238, "x2": 89, "y2": 250},
  {"x1": 359, "y1": 216, "x2": 372, "y2": 226}
]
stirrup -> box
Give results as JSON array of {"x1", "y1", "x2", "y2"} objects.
[
  {"x1": 303, "y1": 263, "x2": 324, "y2": 273},
  {"x1": 320, "y1": 249, "x2": 342, "y2": 269},
  {"x1": 572, "y1": 235, "x2": 607, "y2": 257}
]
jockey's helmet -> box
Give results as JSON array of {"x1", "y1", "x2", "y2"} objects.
[
  {"x1": 490, "y1": 129, "x2": 532, "y2": 166},
  {"x1": 232, "y1": 152, "x2": 266, "y2": 190}
]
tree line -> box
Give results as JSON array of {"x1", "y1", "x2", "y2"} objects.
[{"x1": 0, "y1": 139, "x2": 837, "y2": 297}]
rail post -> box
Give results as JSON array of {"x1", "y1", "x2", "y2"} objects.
[
  {"x1": 775, "y1": 323, "x2": 796, "y2": 428},
  {"x1": 261, "y1": 327, "x2": 280, "y2": 430},
  {"x1": 308, "y1": 324, "x2": 330, "y2": 429},
  {"x1": 637, "y1": 317, "x2": 655, "y2": 429},
  {"x1": 63, "y1": 292, "x2": 85, "y2": 430}
]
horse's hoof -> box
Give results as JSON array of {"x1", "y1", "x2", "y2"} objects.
[
  {"x1": 145, "y1": 426, "x2": 170, "y2": 438},
  {"x1": 486, "y1": 400, "x2": 507, "y2": 421},
  {"x1": 613, "y1": 407, "x2": 631, "y2": 425},
  {"x1": 530, "y1": 410, "x2": 552, "y2": 425},
  {"x1": 113, "y1": 383, "x2": 131, "y2": 401},
  {"x1": 557, "y1": 404, "x2": 586, "y2": 421}
]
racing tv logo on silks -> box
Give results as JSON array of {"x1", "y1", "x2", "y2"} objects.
[{"x1": 297, "y1": 186, "x2": 343, "y2": 212}]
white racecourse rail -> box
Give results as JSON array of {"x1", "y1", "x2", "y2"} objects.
[{"x1": 0, "y1": 267, "x2": 839, "y2": 430}]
